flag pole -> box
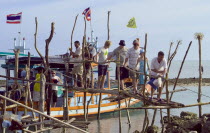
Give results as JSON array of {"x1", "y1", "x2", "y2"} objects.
[{"x1": 19, "y1": 12, "x2": 23, "y2": 46}]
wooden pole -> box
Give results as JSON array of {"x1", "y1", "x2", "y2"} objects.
[
  {"x1": 117, "y1": 53, "x2": 122, "y2": 133},
  {"x1": 195, "y1": 33, "x2": 204, "y2": 118},
  {"x1": 34, "y1": 17, "x2": 46, "y2": 65},
  {"x1": 151, "y1": 109, "x2": 157, "y2": 126},
  {"x1": 168, "y1": 41, "x2": 181, "y2": 70},
  {"x1": 141, "y1": 33, "x2": 149, "y2": 133},
  {"x1": 70, "y1": 14, "x2": 79, "y2": 49},
  {"x1": 97, "y1": 11, "x2": 111, "y2": 120},
  {"x1": 39, "y1": 72, "x2": 46, "y2": 129},
  {"x1": 124, "y1": 98, "x2": 131, "y2": 126},
  {"x1": 63, "y1": 63, "x2": 69, "y2": 120},
  {"x1": 0, "y1": 94, "x2": 88, "y2": 133},
  {"x1": 107, "y1": 11, "x2": 111, "y2": 40},
  {"x1": 170, "y1": 41, "x2": 192, "y2": 100},
  {"x1": 83, "y1": 17, "x2": 87, "y2": 121},
  {"x1": 13, "y1": 49, "x2": 20, "y2": 133},
  {"x1": 160, "y1": 109, "x2": 164, "y2": 133}
]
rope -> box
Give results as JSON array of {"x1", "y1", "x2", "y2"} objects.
[{"x1": 168, "y1": 80, "x2": 210, "y2": 99}]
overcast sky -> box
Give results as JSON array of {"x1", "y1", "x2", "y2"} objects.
[{"x1": 1, "y1": 0, "x2": 210, "y2": 60}]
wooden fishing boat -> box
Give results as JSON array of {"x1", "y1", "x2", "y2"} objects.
[{"x1": 1, "y1": 55, "x2": 141, "y2": 118}]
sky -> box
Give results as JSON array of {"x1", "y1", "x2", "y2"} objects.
[{"x1": 1, "y1": 0, "x2": 210, "y2": 60}]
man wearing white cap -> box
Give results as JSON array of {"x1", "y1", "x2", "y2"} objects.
[{"x1": 124, "y1": 39, "x2": 141, "y2": 94}]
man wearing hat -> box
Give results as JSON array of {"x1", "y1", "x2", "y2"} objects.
[
  {"x1": 107, "y1": 40, "x2": 128, "y2": 90},
  {"x1": 124, "y1": 39, "x2": 141, "y2": 94}
]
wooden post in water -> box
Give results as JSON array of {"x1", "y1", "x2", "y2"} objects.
[
  {"x1": 165, "y1": 42, "x2": 173, "y2": 124},
  {"x1": 117, "y1": 53, "x2": 122, "y2": 133},
  {"x1": 195, "y1": 33, "x2": 204, "y2": 118},
  {"x1": 142, "y1": 33, "x2": 149, "y2": 132},
  {"x1": 169, "y1": 41, "x2": 192, "y2": 100}
]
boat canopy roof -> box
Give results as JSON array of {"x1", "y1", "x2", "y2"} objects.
[{"x1": 1, "y1": 56, "x2": 74, "y2": 70}]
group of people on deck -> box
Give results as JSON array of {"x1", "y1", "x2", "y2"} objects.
[{"x1": 70, "y1": 39, "x2": 168, "y2": 101}]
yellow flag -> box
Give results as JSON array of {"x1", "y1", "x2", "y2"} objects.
[{"x1": 127, "y1": 17, "x2": 137, "y2": 28}]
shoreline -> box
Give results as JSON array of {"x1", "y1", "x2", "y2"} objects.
[{"x1": 110, "y1": 78, "x2": 210, "y2": 87}]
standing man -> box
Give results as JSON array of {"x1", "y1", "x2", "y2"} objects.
[
  {"x1": 51, "y1": 70, "x2": 62, "y2": 107},
  {"x1": 145, "y1": 51, "x2": 167, "y2": 101},
  {"x1": 124, "y1": 39, "x2": 141, "y2": 94},
  {"x1": 70, "y1": 41, "x2": 83, "y2": 87},
  {"x1": 107, "y1": 40, "x2": 128, "y2": 90},
  {"x1": 97, "y1": 40, "x2": 112, "y2": 89}
]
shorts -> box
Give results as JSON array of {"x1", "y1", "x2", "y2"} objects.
[
  {"x1": 86, "y1": 68, "x2": 91, "y2": 79},
  {"x1": 129, "y1": 70, "x2": 138, "y2": 78},
  {"x1": 147, "y1": 78, "x2": 163, "y2": 90},
  {"x1": 33, "y1": 91, "x2": 40, "y2": 102},
  {"x1": 72, "y1": 64, "x2": 83, "y2": 75},
  {"x1": 116, "y1": 67, "x2": 129, "y2": 80},
  {"x1": 50, "y1": 90, "x2": 58, "y2": 102},
  {"x1": 98, "y1": 65, "x2": 108, "y2": 76}
]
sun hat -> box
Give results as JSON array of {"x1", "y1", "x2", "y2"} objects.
[{"x1": 119, "y1": 40, "x2": 126, "y2": 46}]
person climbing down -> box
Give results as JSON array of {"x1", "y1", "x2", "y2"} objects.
[
  {"x1": 145, "y1": 51, "x2": 167, "y2": 101},
  {"x1": 135, "y1": 49, "x2": 150, "y2": 89},
  {"x1": 124, "y1": 39, "x2": 141, "y2": 94}
]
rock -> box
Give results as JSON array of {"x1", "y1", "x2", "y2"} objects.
[
  {"x1": 146, "y1": 125, "x2": 159, "y2": 133},
  {"x1": 180, "y1": 111, "x2": 198, "y2": 120},
  {"x1": 202, "y1": 121, "x2": 210, "y2": 133},
  {"x1": 133, "y1": 130, "x2": 140, "y2": 133},
  {"x1": 163, "y1": 116, "x2": 182, "y2": 123},
  {"x1": 202, "y1": 114, "x2": 210, "y2": 121}
]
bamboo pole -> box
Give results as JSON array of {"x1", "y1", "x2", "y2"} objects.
[
  {"x1": 70, "y1": 14, "x2": 79, "y2": 49},
  {"x1": 195, "y1": 33, "x2": 204, "y2": 118},
  {"x1": 170, "y1": 41, "x2": 192, "y2": 100},
  {"x1": 151, "y1": 109, "x2": 157, "y2": 126},
  {"x1": 0, "y1": 94, "x2": 89, "y2": 133}
]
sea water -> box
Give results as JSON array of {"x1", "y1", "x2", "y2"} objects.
[
  {"x1": 61, "y1": 60, "x2": 210, "y2": 133},
  {"x1": 1, "y1": 60, "x2": 210, "y2": 132}
]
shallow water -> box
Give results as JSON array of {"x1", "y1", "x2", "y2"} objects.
[{"x1": 57, "y1": 85, "x2": 210, "y2": 133}]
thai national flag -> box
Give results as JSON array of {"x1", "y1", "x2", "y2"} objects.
[
  {"x1": 82, "y1": 7, "x2": 91, "y2": 21},
  {"x1": 6, "y1": 12, "x2": 22, "y2": 24}
]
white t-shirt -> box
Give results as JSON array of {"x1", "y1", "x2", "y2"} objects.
[
  {"x1": 98, "y1": 47, "x2": 109, "y2": 65},
  {"x1": 126, "y1": 47, "x2": 140, "y2": 69},
  {"x1": 51, "y1": 76, "x2": 60, "y2": 90},
  {"x1": 74, "y1": 46, "x2": 82, "y2": 66},
  {"x1": 90, "y1": 48, "x2": 96, "y2": 57},
  {"x1": 150, "y1": 57, "x2": 168, "y2": 77}
]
